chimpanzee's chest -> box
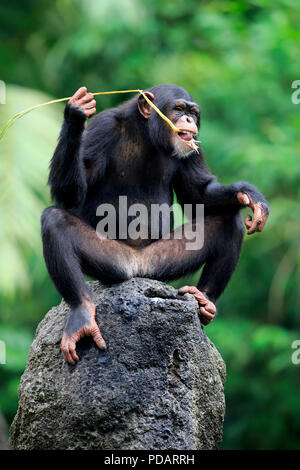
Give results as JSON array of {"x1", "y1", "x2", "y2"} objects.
[
  {"x1": 81, "y1": 153, "x2": 178, "y2": 244},
  {"x1": 108, "y1": 150, "x2": 176, "y2": 187}
]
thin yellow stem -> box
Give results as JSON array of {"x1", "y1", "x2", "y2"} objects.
[
  {"x1": 139, "y1": 91, "x2": 180, "y2": 132},
  {"x1": 0, "y1": 88, "x2": 181, "y2": 141}
]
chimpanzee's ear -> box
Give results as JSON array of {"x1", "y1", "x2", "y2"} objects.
[{"x1": 137, "y1": 92, "x2": 155, "y2": 119}]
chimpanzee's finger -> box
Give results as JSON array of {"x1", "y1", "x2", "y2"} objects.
[
  {"x1": 68, "y1": 87, "x2": 87, "y2": 104},
  {"x1": 66, "y1": 349, "x2": 75, "y2": 364},
  {"x1": 198, "y1": 300, "x2": 216, "y2": 315},
  {"x1": 237, "y1": 192, "x2": 250, "y2": 206},
  {"x1": 83, "y1": 99, "x2": 96, "y2": 109},
  {"x1": 85, "y1": 107, "x2": 96, "y2": 117},
  {"x1": 248, "y1": 204, "x2": 262, "y2": 234},
  {"x1": 178, "y1": 285, "x2": 197, "y2": 295},
  {"x1": 200, "y1": 306, "x2": 215, "y2": 321},
  {"x1": 76, "y1": 93, "x2": 94, "y2": 107},
  {"x1": 257, "y1": 211, "x2": 268, "y2": 232},
  {"x1": 61, "y1": 341, "x2": 75, "y2": 364},
  {"x1": 91, "y1": 325, "x2": 107, "y2": 350},
  {"x1": 192, "y1": 292, "x2": 216, "y2": 314},
  {"x1": 179, "y1": 286, "x2": 216, "y2": 310},
  {"x1": 69, "y1": 342, "x2": 79, "y2": 363},
  {"x1": 244, "y1": 215, "x2": 253, "y2": 229}
]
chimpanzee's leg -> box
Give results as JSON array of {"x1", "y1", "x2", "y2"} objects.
[
  {"x1": 42, "y1": 207, "x2": 244, "y2": 362},
  {"x1": 139, "y1": 212, "x2": 245, "y2": 323},
  {"x1": 197, "y1": 216, "x2": 245, "y2": 303},
  {"x1": 41, "y1": 206, "x2": 139, "y2": 363}
]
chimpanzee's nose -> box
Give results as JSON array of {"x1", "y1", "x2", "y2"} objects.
[{"x1": 185, "y1": 116, "x2": 193, "y2": 123}]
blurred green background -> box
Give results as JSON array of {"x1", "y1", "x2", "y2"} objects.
[{"x1": 0, "y1": 0, "x2": 300, "y2": 450}]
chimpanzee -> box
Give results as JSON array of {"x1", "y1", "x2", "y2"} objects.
[{"x1": 41, "y1": 84, "x2": 269, "y2": 364}]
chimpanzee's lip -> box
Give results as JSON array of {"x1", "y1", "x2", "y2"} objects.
[
  {"x1": 177, "y1": 129, "x2": 197, "y2": 149},
  {"x1": 177, "y1": 129, "x2": 196, "y2": 139}
]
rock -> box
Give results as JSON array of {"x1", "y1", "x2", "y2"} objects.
[
  {"x1": 10, "y1": 278, "x2": 226, "y2": 450},
  {"x1": 0, "y1": 413, "x2": 9, "y2": 450}
]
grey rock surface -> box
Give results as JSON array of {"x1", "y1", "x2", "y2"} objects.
[
  {"x1": 0, "y1": 413, "x2": 9, "y2": 450},
  {"x1": 10, "y1": 278, "x2": 226, "y2": 450}
]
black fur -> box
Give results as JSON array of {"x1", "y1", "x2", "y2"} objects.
[{"x1": 42, "y1": 84, "x2": 269, "y2": 313}]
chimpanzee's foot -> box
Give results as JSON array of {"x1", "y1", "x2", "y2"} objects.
[
  {"x1": 178, "y1": 285, "x2": 217, "y2": 325},
  {"x1": 61, "y1": 298, "x2": 106, "y2": 364}
]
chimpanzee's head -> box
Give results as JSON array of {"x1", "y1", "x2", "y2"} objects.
[{"x1": 137, "y1": 84, "x2": 200, "y2": 158}]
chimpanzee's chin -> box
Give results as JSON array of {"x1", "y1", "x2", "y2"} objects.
[{"x1": 171, "y1": 141, "x2": 194, "y2": 159}]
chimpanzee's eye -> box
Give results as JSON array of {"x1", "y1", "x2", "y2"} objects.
[
  {"x1": 175, "y1": 103, "x2": 186, "y2": 112},
  {"x1": 190, "y1": 107, "x2": 200, "y2": 117}
]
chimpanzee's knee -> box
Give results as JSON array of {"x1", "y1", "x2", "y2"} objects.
[{"x1": 41, "y1": 206, "x2": 67, "y2": 236}]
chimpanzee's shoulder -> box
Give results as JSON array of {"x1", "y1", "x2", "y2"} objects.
[{"x1": 85, "y1": 107, "x2": 120, "y2": 134}]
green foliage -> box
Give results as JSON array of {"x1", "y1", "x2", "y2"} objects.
[
  {"x1": 0, "y1": 86, "x2": 62, "y2": 294},
  {"x1": 210, "y1": 319, "x2": 300, "y2": 449},
  {"x1": 0, "y1": 326, "x2": 32, "y2": 422},
  {"x1": 0, "y1": 0, "x2": 300, "y2": 449}
]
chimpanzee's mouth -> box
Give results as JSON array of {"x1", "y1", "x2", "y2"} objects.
[{"x1": 177, "y1": 130, "x2": 198, "y2": 151}]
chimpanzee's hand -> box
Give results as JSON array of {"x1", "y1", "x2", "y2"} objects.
[
  {"x1": 60, "y1": 299, "x2": 106, "y2": 364},
  {"x1": 68, "y1": 86, "x2": 96, "y2": 118},
  {"x1": 237, "y1": 192, "x2": 269, "y2": 235}
]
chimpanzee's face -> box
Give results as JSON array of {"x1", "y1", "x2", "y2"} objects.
[
  {"x1": 137, "y1": 85, "x2": 200, "y2": 158},
  {"x1": 168, "y1": 98, "x2": 200, "y2": 158}
]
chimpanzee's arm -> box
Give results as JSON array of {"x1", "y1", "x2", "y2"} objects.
[
  {"x1": 175, "y1": 151, "x2": 267, "y2": 207},
  {"x1": 200, "y1": 179, "x2": 269, "y2": 211},
  {"x1": 48, "y1": 104, "x2": 88, "y2": 209},
  {"x1": 173, "y1": 149, "x2": 270, "y2": 232}
]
